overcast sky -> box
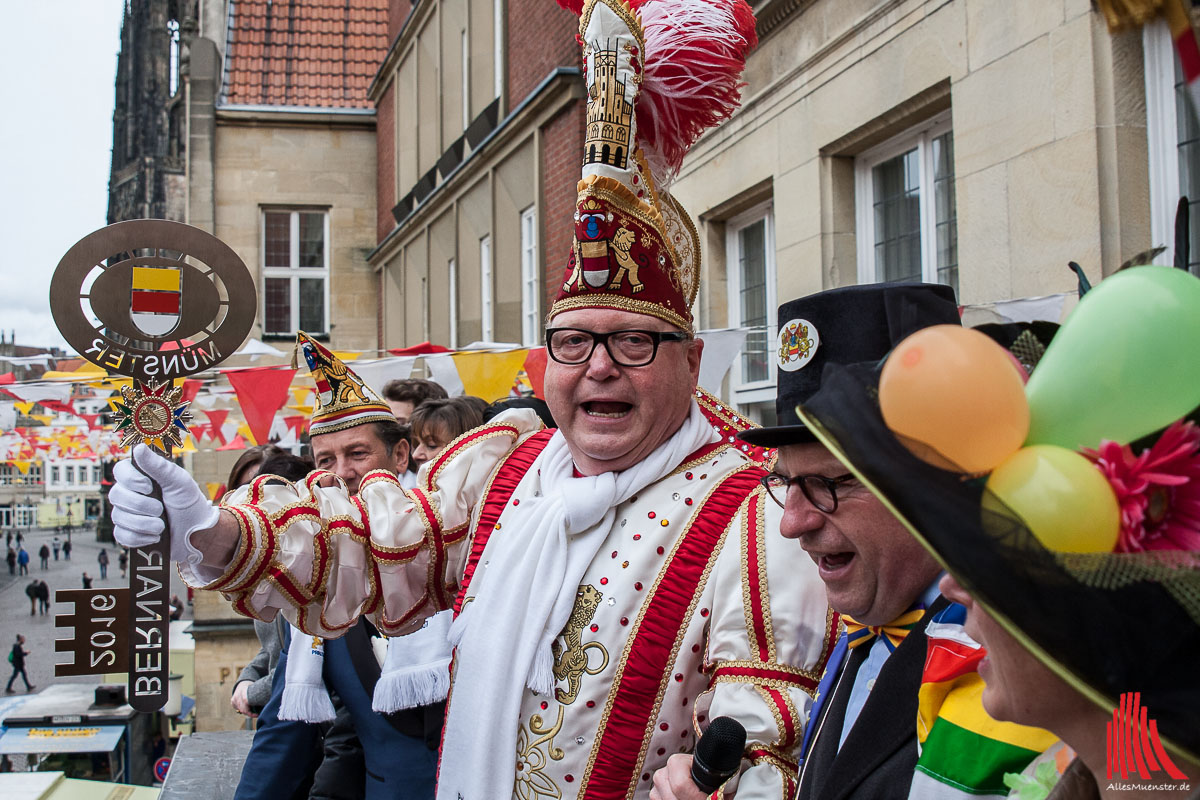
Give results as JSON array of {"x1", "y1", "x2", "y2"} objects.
[{"x1": 1, "y1": 1, "x2": 128, "y2": 354}]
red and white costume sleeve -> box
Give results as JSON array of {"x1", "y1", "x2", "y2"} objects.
[{"x1": 184, "y1": 398, "x2": 836, "y2": 798}]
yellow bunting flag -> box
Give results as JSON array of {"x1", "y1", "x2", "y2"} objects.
[
  {"x1": 451, "y1": 349, "x2": 530, "y2": 402},
  {"x1": 14, "y1": 402, "x2": 36, "y2": 415}
]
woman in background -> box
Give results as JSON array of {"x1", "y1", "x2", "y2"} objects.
[{"x1": 408, "y1": 397, "x2": 484, "y2": 470}]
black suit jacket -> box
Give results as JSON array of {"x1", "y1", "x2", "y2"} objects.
[{"x1": 796, "y1": 597, "x2": 949, "y2": 800}]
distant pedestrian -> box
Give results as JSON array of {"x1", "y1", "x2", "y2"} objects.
[
  {"x1": 35, "y1": 581, "x2": 50, "y2": 615},
  {"x1": 16, "y1": 547, "x2": 29, "y2": 576},
  {"x1": 5, "y1": 547, "x2": 14, "y2": 576},
  {"x1": 5, "y1": 635, "x2": 33, "y2": 693},
  {"x1": 15, "y1": 531, "x2": 22, "y2": 547},
  {"x1": 25, "y1": 581, "x2": 38, "y2": 616},
  {"x1": 38, "y1": 543, "x2": 49, "y2": 570},
  {"x1": 62, "y1": 540, "x2": 71, "y2": 561},
  {"x1": 51, "y1": 537, "x2": 60, "y2": 561},
  {"x1": 4, "y1": 531, "x2": 10, "y2": 548},
  {"x1": 97, "y1": 548, "x2": 109, "y2": 579},
  {"x1": 81, "y1": 572, "x2": 93, "y2": 589},
  {"x1": 118, "y1": 548, "x2": 128, "y2": 579}
]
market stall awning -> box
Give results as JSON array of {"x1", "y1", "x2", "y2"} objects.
[{"x1": 0, "y1": 725, "x2": 125, "y2": 754}]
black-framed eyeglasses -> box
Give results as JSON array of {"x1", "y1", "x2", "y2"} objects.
[
  {"x1": 545, "y1": 328, "x2": 690, "y2": 367},
  {"x1": 760, "y1": 472, "x2": 856, "y2": 513}
]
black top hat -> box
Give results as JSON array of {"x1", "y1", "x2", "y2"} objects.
[{"x1": 740, "y1": 283, "x2": 961, "y2": 447}]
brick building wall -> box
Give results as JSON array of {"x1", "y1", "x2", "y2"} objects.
[
  {"x1": 507, "y1": 1, "x2": 579, "y2": 110},
  {"x1": 388, "y1": 0, "x2": 412, "y2": 42},
  {"x1": 540, "y1": 97, "x2": 585, "y2": 308},
  {"x1": 376, "y1": 83, "x2": 396, "y2": 242}
]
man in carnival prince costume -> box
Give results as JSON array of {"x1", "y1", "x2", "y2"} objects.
[{"x1": 109, "y1": 1, "x2": 835, "y2": 796}]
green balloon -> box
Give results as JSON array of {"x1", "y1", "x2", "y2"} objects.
[{"x1": 1025, "y1": 266, "x2": 1200, "y2": 450}]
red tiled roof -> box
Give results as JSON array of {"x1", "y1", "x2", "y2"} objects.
[{"x1": 222, "y1": 0, "x2": 389, "y2": 109}]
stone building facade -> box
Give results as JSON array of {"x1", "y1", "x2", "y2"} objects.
[
  {"x1": 665, "y1": 0, "x2": 1199, "y2": 422},
  {"x1": 107, "y1": 0, "x2": 391, "y2": 732},
  {"x1": 370, "y1": 0, "x2": 585, "y2": 350}
]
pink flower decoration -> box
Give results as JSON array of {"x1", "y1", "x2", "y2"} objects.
[{"x1": 1084, "y1": 420, "x2": 1200, "y2": 553}]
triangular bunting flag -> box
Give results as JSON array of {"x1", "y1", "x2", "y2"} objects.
[{"x1": 225, "y1": 366, "x2": 297, "y2": 447}]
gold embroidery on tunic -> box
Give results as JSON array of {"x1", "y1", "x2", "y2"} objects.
[
  {"x1": 515, "y1": 706, "x2": 565, "y2": 800},
  {"x1": 552, "y1": 584, "x2": 610, "y2": 705}
]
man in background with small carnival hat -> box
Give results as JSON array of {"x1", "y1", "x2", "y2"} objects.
[
  {"x1": 231, "y1": 333, "x2": 449, "y2": 800},
  {"x1": 109, "y1": 1, "x2": 836, "y2": 796}
]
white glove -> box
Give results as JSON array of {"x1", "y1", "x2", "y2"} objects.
[{"x1": 110, "y1": 444, "x2": 221, "y2": 565}]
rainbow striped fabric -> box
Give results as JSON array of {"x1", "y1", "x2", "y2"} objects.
[{"x1": 911, "y1": 604, "x2": 1058, "y2": 799}]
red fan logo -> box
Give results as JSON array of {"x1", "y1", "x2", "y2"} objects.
[{"x1": 1106, "y1": 692, "x2": 1189, "y2": 781}]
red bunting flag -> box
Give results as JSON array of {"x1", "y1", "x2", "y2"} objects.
[
  {"x1": 181, "y1": 378, "x2": 202, "y2": 404},
  {"x1": 388, "y1": 342, "x2": 453, "y2": 357},
  {"x1": 524, "y1": 348, "x2": 548, "y2": 400},
  {"x1": 217, "y1": 434, "x2": 247, "y2": 451},
  {"x1": 204, "y1": 409, "x2": 230, "y2": 445},
  {"x1": 225, "y1": 366, "x2": 297, "y2": 447}
]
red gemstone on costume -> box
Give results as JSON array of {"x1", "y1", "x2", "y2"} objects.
[
  {"x1": 565, "y1": 775, "x2": 574, "y2": 783},
  {"x1": 633, "y1": 534, "x2": 641, "y2": 540},
  {"x1": 634, "y1": 582, "x2": 643, "y2": 591},
  {"x1": 600, "y1": 577, "x2": 608, "y2": 585},
  {"x1": 657, "y1": 747, "x2": 666, "y2": 756},
  {"x1": 513, "y1": 499, "x2": 519, "y2": 506},
  {"x1": 656, "y1": 546, "x2": 664, "y2": 555},
  {"x1": 611, "y1": 551, "x2": 618, "y2": 558},
  {"x1": 590, "y1": 624, "x2": 598, "y2": 632},
  {"x1": 648, "y1": 512, "x2": 656, "y2": 519},
  {"x1": 674, "y1": 673, "x2": 683, "y2": 682},
  {"x1": 660, "y1": 722, "x2": 669, "y2": 731},
  {"x1": 540, "y1": 701, "x2": 548, "y2": 709},
  {"x1": 587, "y1": 700, "x2": 596, "y2": 708},
  {"x1": 620, "y1": 617, "x2": 629, "y2": 625},
  {"x1": 685, "y1": 472, "x2": 693, "y2": 479},
  {"x1": 684, "y1": 498, "x2": 693, "y2": 506},
  {"x1": 700, "y1": 608, "x2": 709, "y2": 617},
  {"x1": 691, "y1": 644, "x2": 700, "y2": 653}
]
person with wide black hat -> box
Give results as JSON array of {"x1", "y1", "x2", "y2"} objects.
[
  {"x1": 791, "y1": 267, "x2": 1200, "y2": 799},
  {"x1": 656, "y1": 284, "x2": 1056, "y2": 800}
]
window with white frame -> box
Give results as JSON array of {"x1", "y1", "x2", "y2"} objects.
[
  {"x1": 448, "y1": 257, "x2": 459, "y2": 349},
  {"x1": 855, "y1": 113, "x2": 958, "y2": 295},
  {"x1": 480, "y1": 235, "x2": 493, "y2": 341},
  {"x1": 263, "y1": 209, "x2": 330, "y2": 336},
  {"x1": 50, "y1": 466, "x2": 60, "y2": 485},
  {"x1": 520, "y1": 206, "x2": 539, "y2": 345},
  {"x1": 726, "y1": 203, "x2": 777, "y2": 424},
  {"x1": 1145, "y1": 19, "x2": 1200, "y2": 273},
  {"x1": 91, "y1": 465, "x2": 101, "y2": 485}
]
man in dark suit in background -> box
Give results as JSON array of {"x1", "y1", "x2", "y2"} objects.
[{"x1": 232, "y1": 339, "x2": 439, "y2": 800}]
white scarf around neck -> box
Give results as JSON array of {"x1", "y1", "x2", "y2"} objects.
[{"x1": 437, "y1": 401, "x2": 715, "y2": 800}]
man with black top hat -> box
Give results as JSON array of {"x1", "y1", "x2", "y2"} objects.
[{"x1": 655, "y1": 284, "x2": 1054, "y2": 800}]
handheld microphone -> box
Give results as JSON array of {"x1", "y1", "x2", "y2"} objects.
[{"x1": 690, "y1": 716, "x2": 747, "y2": 793}]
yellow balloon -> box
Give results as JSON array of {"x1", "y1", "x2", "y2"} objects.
[
  {"x1": 983, "y1": 445, "x2": 1119, "y2": 554},
  {"x1": 880, "y1": 325, "x2": 1030, "y2": 474}
]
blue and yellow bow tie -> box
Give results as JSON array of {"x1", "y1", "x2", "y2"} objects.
[{"x1": 842, "y1": 605, "x2": 927, "y2": 652}]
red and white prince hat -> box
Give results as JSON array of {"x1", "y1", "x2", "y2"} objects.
[{"x1": 550, "y1": 0, "x2": 758, "y2": 333}]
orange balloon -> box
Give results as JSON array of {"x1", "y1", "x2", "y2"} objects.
[{"x1": 880, "y1": 325, "x2": 1030, "y2": 473}]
